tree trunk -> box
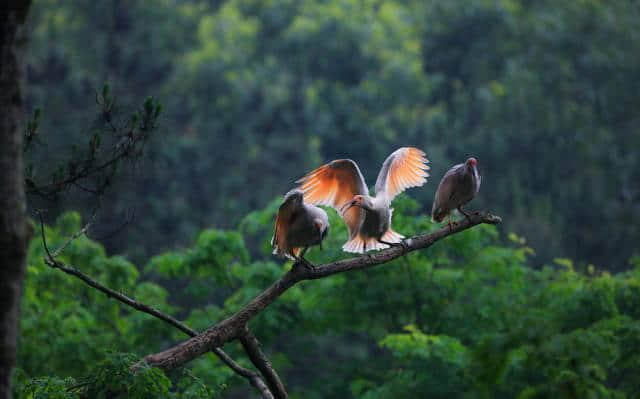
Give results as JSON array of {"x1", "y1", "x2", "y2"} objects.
[{"x1": 0, "y1": 2, "x2": 32, "y2": 398}]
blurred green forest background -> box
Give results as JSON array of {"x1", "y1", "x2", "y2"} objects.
[
  {"x1": 17, "y1": 0, "x2": 640, "y2": 397},
  {"x1": 25, "y1": 0, "x2": 640, "y2": 270},
  {"x1": 16, "y1": 205, "x2": 640, "y2": 398}
]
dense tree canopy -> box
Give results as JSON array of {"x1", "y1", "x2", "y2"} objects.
[
  {"x1": 14, "y1": 200, "x2": 640, "y2": 397},
  {"x1": 24, "y1": 0, "x2": 640, "y2": 269},
  {"x1": 14, "y1": 0, "x2": 640, "y2": 397}
]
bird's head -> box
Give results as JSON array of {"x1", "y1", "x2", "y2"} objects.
[
  {"x1": 340, "y1": 195, "x2": 373, "y2": 213},
  {"x1": 465, "y1": 157, "x2": 479, "y2": 174},
  {"x1": 284, "y1": 189, "x2": 304, "y2": 205}
]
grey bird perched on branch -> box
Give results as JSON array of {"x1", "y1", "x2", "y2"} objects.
[
  {"x1": 271, "y1": 189, "x2": 329, "y2": 268},
  {"x1": 297, "y1": 147, "x2": 429, "y2": 253},
  {"x1": 431, "y1": 157, "x2": 481, "y2": 229}
]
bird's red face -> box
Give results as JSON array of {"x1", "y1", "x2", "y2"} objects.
[{"x1": 466, "y1": 157, "x2": 478, "y2": 168}]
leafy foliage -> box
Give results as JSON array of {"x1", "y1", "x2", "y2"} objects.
[
  {"x1": 24, "y1": 82, "x2": 161, "y2": 201},
  {"x1": 14, "y1": 373, "x2": 79, "y2": 399},
  {"x1": 14, "y1": 352, "x2": 216, "y2": 399},
  {"x1": 16, "y1": 213, "x2": 228, "y2": 397},
  {"x1": 25, "y1": 0, "x2": 640, "y2": 269},
  {"x1": 15, "y1": 197, "x2": 640, "y2": 397}
]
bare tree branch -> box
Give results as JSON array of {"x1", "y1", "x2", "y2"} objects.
[
  {"x1": 24, "y1": 91, "x2": 161, "y2": 201},
  {"x1": 49, "y1": 209, "x2": 97, "y2": 258},
  {"x1": 141, "y1": 212, "x2": 502, "y2": 371},
  {"x1": 89, "y1": 207, "x2": 136, "y2": 241},
  {"x1": 28, "y1": 141, "x2": 130, "y2": 198},
  {"x1": 239, "y1": 326, "x2": 288, "y2": 399},
  {"x1": 212, "y1": 347, "x2": 274, "y2": 399},
  {"x1": 37, "y1": 214, "x2": 274, "y2": 398}
]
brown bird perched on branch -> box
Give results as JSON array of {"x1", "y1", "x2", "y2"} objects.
[
  {"x1": 431, "y1": 157, "x2": 481, "y2": 229},
  {"x1": 297, "y1": 147, "x2": 429, "y2": 253},
  {"x1": 271, "y1": 189, "x2": 329, "y2": 268}
]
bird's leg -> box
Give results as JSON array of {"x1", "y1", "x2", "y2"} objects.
[
  {"x1": 298, "y1": 257, "x2": 315, "y2": 270},
  {"x1": 295, "y1": 247, "x2": 315, "y2": 270},
  {"x1": 457, "y1": 206, "x2": 472, "y2": 222},
  {"x1": 299, "y1": 246, "x2": 309, "y2": 258},
  {"x1": 447, "y1": 215, "x2": 453, "y2": 231},
  {"x1": 294, "y1": 257, "x2": 315, "y2": 270}
]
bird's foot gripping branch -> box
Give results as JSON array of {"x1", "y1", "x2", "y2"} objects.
[{"x1": 139, "y1": 211, "x2": 502, "y2": 374}]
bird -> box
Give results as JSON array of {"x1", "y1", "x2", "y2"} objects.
[
  {"x1": 296, "y1": 147, "x2": 429, "y2": 253},
  {"x1": 431, "y1": 157, "x2": 481, "y2": 229},
  {"x1": 271, "y1": 189, "x2": 329, "y2": 268}
]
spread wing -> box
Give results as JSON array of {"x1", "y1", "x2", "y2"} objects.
[
  {"x1": 271, "y1": 190, "x2": 303, "y2": 257},
  {"x1": 375, "y1": 147, "x2": 430, "y2": 202},
  {"x1": 296, "y1": 159, "x2": 368, "y2": 239}
]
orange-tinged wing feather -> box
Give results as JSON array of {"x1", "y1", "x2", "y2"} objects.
[
  {"x1": 296, "y1": 159, "x2": 367, "y2": 239},
  {"x1": 271, "y1": 190, "x2": 302, "y2": 258},
  {"x1": 375, "y1": 147, "x2": 429, "y2": 201}
]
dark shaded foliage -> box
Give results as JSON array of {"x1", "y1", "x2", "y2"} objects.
[
  {"x1": 14, "y1": 201, "x2": 640, "y2": 397},
  {"x1": 24, "y1": 0, "x2": 640, "y2": 269}
]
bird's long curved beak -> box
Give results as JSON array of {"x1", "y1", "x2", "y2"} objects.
[{"x1": 340, "y1": 200, "x2": 356, "y2": 213}]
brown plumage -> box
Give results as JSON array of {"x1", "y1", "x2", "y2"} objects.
[
  {"x1": 297, "y1": 147, "x2": 429, "y2": 253},
  {"x1": 271, "y1": 190, "x2": 329, "y2": 266},
  {"x1": 432, "y1": 157, "x2": 481, "y2": 227}
]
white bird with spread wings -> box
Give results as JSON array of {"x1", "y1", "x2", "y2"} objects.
[{"x1": 296, "y1": 147, "x2": 429, "y2": 253}]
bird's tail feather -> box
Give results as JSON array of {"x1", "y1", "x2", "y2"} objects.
[
  {"x1": 343, "y1": 230, "x2": 403, "y2": 254},
  {"x1": 272, "y1": 245, "x2": 300, "y2": 260},
  {"x1": 381, "y1": 229, "x2": 404, "y2": 243}
]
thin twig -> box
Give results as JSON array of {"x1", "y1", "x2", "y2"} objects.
[
  {"x1": 89, "y1": 207, "x2": 135, "y2": 241},
  {"x1": 72, "y1": 181, "x2": 101, "y2": 195},
  {"x1": 38, "y1": 211, "x2": 53, "y2": 258},
  {"x1": 49, "y1": 210, "x2": 97, "y2": 258}
]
